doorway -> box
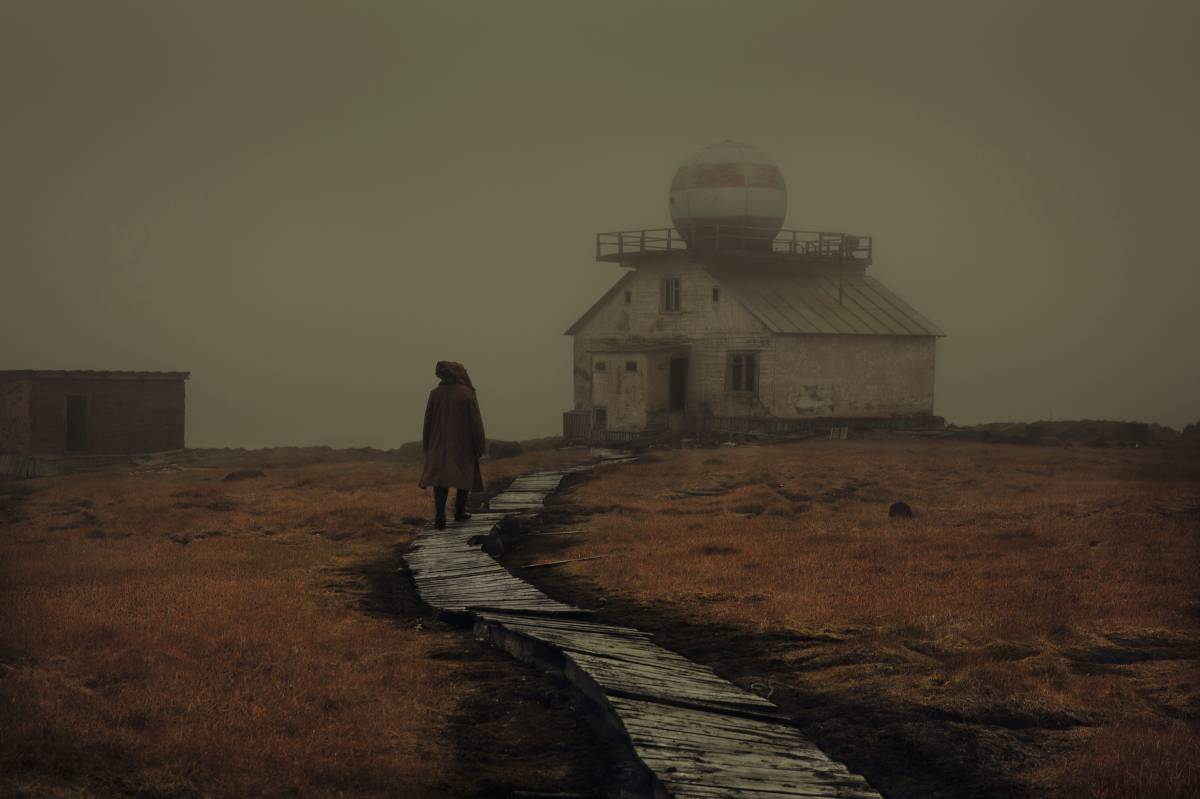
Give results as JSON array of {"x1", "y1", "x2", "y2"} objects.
[
  {"x1": 66, "y1": 395, "x2": 88, "y2": 452},
  {"x1": 669, "y1": 357, "x2": 688, "y2": 411}
]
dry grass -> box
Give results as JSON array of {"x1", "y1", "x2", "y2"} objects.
[
  {"x1": 536, "y1": 438, "x2": 1200, "y2": 798},
  {"x1": 0, "y1": 447, "x2": 589, "y2": 798}
]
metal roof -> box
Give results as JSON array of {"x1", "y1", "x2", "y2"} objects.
[{"x1": 712, "y1": 269, "x2": 945, "y2": 337}]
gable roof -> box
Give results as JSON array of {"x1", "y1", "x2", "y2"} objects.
[
  {"x1": 563, "y1": 266, "x2": 944, "y2": 338},
  {"x1": 712, "y1": 269, "x2": 945, "y2": 336},
  {"x1": 564, "y1": 271, "x2": 636, "y2": 336}
]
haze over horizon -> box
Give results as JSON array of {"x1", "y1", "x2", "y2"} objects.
[{"x1": 3, "y1": 1, "x2": 1197, "y2": 448}]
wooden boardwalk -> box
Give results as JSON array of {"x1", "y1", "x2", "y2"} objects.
[{"x1": 403, "y1": 458, "x2": 881, "y2": 799}]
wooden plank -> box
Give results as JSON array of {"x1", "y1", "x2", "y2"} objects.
[
  {"x1": 619, "y1": 715, "x2": 819, "y2": 752},
  {"x1": 668, "y1": 781, "x2": 876, "y2": 799},
  {"x1": 644, "y1": 760, "x2": 875, "y2": 796},
  {"x1": 628, "y1": 738, "x2": 847, "y2": 773},
  {"x1": 607, "y1": 699, "x2": 813, "y2": 746},
  {"x1": 474, "y1": 612, "x2": 646, "y2": 638},
  {"x1": 424, "y1": 584, "x2": 543, "y2": 598},
  {"x1": 656, "y1": 774, "x2": 878, "y2": 799},
  {"x1": 569, "y1": 651, "x2": 771, "y2": 698}
]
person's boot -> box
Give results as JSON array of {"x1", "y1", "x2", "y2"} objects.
[
  {"x1": 454, "y1": 490, "x2": 471, "y2": 522},
  {"x1": 433, "y1": 487, "x2": 448, "y2": 530}
]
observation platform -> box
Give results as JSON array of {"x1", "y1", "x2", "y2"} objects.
[{"x1": 596, "y1": 226, "x2": 873, "y2": 266}]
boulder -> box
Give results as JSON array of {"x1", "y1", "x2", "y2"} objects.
[
  {"x1": 393, "y1": 441, "x2": 424, "y2": 461},
  {"x1": 222, "y1": 469, "x2": 265, "y2": 482},
  {"x1": 487, "y1": 440, "x2": 523, "y2": 459}
]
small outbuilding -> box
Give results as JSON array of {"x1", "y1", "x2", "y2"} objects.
[{"x1": 0, "y1": 370, "x2": 189, "y2": 456}]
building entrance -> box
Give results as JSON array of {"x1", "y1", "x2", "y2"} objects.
[
  {"x1": 65, "y1": 395, "x2": 88, "y2": 452},
  {"x1": 669, "y1": 357, "x2": 688, "y2": 411}
]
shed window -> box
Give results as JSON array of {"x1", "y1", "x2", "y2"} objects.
[
  {"x1": 594, "y1": 360, "x2": 606, "y2": 372},
  {"x1": 712, "y1": 286, "x2": 720, "y2": 302},
  {"x1": 661, "y1": 277, "x2": 681, "y2": 311},
  {"x1": 727, "y1": 353, "x2": 758, "y2": 394},
  {"x1": 593, "y1": 407, "x2": 607, "y2": 429},
  {"x1": 624, "y1": 290, "x2": 632, "y2": 305},
  {"x1": 625, "y1": 360, "x2": 638, "y2": 372}
]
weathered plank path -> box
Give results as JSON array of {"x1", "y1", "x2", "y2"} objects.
[{"x1": 403, "y1": 455, "x2": 881, "y2": 799}]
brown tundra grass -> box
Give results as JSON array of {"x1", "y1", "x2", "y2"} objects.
[
  {"x1": 541, "y1": 438, "x2": 1200, "y2": 799},
  {"x1": 0, "y1": 448, "x2": 587, "y2": 798}
]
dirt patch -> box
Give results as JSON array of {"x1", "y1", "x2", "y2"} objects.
[{"x1": 349, "y1": 546, "x2": 625, "y2": 798}]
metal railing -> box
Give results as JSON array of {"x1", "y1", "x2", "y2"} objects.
[
  {"x1": 562, "y1": 410, "x2": 592, "y2": 443},
  {"x1": 596, "y1": 226, "x2": 872, "y2": 263}
]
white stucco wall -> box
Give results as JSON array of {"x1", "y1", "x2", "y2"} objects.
[{"x1": 767, "y1": 335, "x2": 936, "y2": 418}]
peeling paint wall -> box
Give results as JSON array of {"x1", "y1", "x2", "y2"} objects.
[
  {"x1": 569, "y1": 256, "x2": 937, "y2": 429},
  {"x1": 574, "y1": 254, "x2": 767, "y2": 340},
  {"x1": 590, "y1": 353, "x2": 648, "y2": 431},
  {"x1": 571, "y1": 254, "x2": 770, "y2": 429},
  {"x1": 770, "y1": 335, "x2": 935, "y2": 418}
]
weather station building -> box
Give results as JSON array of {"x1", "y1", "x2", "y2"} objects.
[{"x1": 563, "y1": 141, "x2": 944, "y2": 442}]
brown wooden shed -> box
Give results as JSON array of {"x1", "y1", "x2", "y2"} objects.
[{"x1": 0, "y1": 371, "x2": 188, "y2": 456}]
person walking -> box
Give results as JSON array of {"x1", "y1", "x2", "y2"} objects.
[{"x1": 419, "y1": 361, "x2": 485, "y2": 529}]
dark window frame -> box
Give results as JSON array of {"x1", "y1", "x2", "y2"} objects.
[
  {"x1": 712, "y1": 286, "x2": 720, "y2": 303},
  {"x1": 625, "y1": 360, "x2": 638, "y2": 373},
  {"x1": 594, "y1": 360, "x2": 606, "y2": 372},
  {"x1": 661, "y1": 276, "x2": 681, "y2": 312},
  {"x1": 726, "y1": 352, "x2": 759, "y2": 395}
]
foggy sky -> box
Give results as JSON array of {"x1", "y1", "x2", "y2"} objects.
[{"x1": 2, "y1": 1, "x2": 1197, "y2": 448}]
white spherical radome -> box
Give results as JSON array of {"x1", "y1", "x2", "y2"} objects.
[{"x1": 668, "y1": 140, "x2": 787, "y2": 243}]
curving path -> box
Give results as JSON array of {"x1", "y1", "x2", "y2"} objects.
[{"x1": 403, "y1": 455, "x2": 881, "y2": 799}]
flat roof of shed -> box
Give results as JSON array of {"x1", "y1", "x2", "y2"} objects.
[{"x1": 0, "y1": 370, "x2": 190, "y2": 380}]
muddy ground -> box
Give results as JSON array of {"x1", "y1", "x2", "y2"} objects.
[{"x1": 350, "y1": 545, "x2": 626, "y2": 799}]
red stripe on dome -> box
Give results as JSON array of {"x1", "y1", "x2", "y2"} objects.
[
  {"x1": 670, "y1": 163, "x2": 785, "y2": 191},
  {"x1": 748, "y1": 164, "x2": 785, "y2": 190},
  {"x1": 671, "y1": 215, "x2": 786, "y2": 228}
]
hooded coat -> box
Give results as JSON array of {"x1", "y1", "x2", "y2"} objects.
[{"x1": 419, "y1": 361, "x2": 485, "y2": 491}]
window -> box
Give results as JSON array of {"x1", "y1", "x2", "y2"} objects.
[
  {"x1": 625, "y1": 360, "x2": 638, "y2": 372},
  {"x1": 593, "y1": 407, "x2": 607, "y2": 429},
  {"x1": 661, "y1": 277, "x2": 681, "y2": 311},
  {"x1": 727, "y1": 352, "x2": 758, "y2": 394},
  {"x1": 624, "y1": 290, "x2": 632, "y2": 305},
  {"x1": 712, "y1": 286, "x2": 720, "y2": 303},
  {"x1": 594, "y1": 360, "x2": 606, "y2": 372}
]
